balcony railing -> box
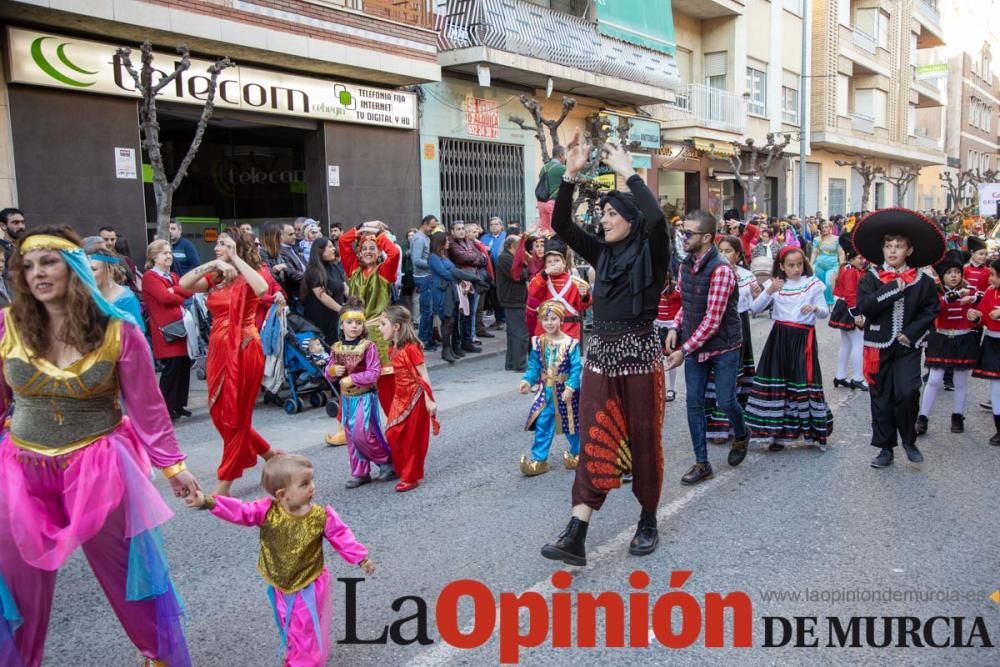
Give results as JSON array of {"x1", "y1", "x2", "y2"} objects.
[
  {"x1": 435, "y1": 0, "x2": 679, "y2": 90},
  {"x1": 342, "y1": 0, "x2": 436, "y2": 28},
  {"x1": 663, "y1": 84, "x2": 747, "y2": 133},
  {"x1": 851, "y1": 27, "x2": 877, "y2": 55},
  {"x1": 917, "y1": 0, "x2": 941, "y2": 23},
  {"x1": 851, "y1": 112, "x2": 875, "y2": 134}
]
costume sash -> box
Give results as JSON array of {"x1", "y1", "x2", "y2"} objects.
[{"x1": 546, "y1": 276, "x2": 579, "y2": 316}]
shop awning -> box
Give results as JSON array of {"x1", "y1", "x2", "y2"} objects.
[{"x1": 693, "y1": 139, "x2": 736, "y2": 156}]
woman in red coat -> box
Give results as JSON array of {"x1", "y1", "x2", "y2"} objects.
[{"x1": 141, "y1": 239, "x2": 195, "y2": 419}]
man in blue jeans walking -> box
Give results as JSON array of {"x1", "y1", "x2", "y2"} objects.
[
  {"x1": 665, "y1": 209, "x2": 749, "y2": 485},
  {"x1": 411, "y1": 215, "x2": 437, "y2": 350}
]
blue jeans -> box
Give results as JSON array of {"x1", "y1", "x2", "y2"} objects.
[
  {"x1": 461, "y1": 292, "x2": 480, "y2": 344},
  {"x1": 415, "y1": 274, "x2": 434, "y2": 343},
  {"x1": 685, "y1": 347, "x2": 747, "y2": 464}
]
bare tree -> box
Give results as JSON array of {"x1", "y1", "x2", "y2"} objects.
[
  {"x1": 711, "y1": 133, "x2": 791, "y2": 218},
  {"x1": 835, "y1": 158, "x2": 885, "y2": 211},
  {"x1": 883, "y1": 165, "x2": 921, "y2": 207},
  {"x1": 938, "y1": 169, "x2": 978, "y2": 212},
  {"x1": 116, "y1": 42, "x2": 233, "y2": 240},
  {"x1": 509, "y1": 95, "x2": 576, "y2": 163}
]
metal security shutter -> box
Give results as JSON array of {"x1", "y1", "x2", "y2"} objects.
[
  {"x1": 805, "y1": 163, "x2": 820, "y2": 216},
  {"x1": 850, "y1": 171, "x2": 864, "y2": 211},
  {"x1": 704, "y1": 52, "x2": 727, "y2": 78},
  {"x1": 828, "y1": 178, "x2": 847, "y2": 216},
  {"x1": 439, "y1": 138, "x2": 525, "y2": 228}
]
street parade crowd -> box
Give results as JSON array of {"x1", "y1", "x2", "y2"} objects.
[{"x1": 2, "y1": 134, "x2": 1000, "y2": 666}]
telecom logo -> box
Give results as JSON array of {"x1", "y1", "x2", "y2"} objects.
[{"x1": 30, "y1": 36, "x2": 97, "y2": 88}]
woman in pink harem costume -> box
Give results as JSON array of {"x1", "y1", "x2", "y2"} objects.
[{"x1": 0, "y1": 227, "x2": 201, "y2": 667}]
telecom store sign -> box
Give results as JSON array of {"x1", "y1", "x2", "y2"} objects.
[{"x1": 6, "y1": 27, "x2": 416, "y2": 130}]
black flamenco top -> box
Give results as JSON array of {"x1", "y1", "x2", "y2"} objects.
[{"x1": 550, "y1": 174, "x2": 670, "y2": 324}]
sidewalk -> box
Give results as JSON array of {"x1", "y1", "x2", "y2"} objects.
[{"x1": 182, "y1": 327, "x2": 507, "y2": 419}]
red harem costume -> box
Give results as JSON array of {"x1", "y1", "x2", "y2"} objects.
[
  {"x1": 204, "y1": 496, "x2": 368, "y2": 667},
  {"x1": 206, "y1": 273, "x2": 274, "y2": 482},
  {"x1": 0, "y1": 314, "x2": 191, "y2": 667},
  {"x1": 526, "y1": 271, "x2": 590, "y2": 339},
  {"x1": 339, "y1": 227, "x2": 400, "y2": 413},
  {"x1": 385, "y1": 343, "x2": 440, "y2": 485}
]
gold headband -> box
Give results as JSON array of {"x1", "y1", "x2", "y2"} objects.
[
  {"x1": 19, "y1": 235, "x2": 80, "y2": 253},
  {"x1": 340, "y1": 309, "x2": 366, "y2": 322},
  {"x1": 538, "y1": 300, "x2": 567, "y2": 320}
]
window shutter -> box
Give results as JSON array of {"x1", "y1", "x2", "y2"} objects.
[{"x1": 704, "y1": 52, "x2": 728, "y2": 78}]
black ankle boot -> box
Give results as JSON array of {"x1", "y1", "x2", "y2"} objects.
[
  {"x1": 950, "y1": 413, "x2": 965, "y2": 433},
  {"x1": 915, "y1": 415, "x2": 928, "y2": 436},
  {"x1": 991, "y1": 415, "x2": 1000, "y2": 446},
  {"x1": 628, "y1": 509, "x2": 659, "y2": 556},
  {"x1": 541, "y1": 517, "x2": 588, "y2": 566}
]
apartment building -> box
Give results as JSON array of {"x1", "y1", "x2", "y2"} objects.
[
  {"x1": 654, "y1": 0, "x2": 805, "y2": 219},
  {"x1": 424, "y1": 0, "x2": 680, "y2": 228},
  {"x1": 0, "y1": 0, "x2": 440, "y2": 249},
  {"x1": 806, "y1": 0, "x2": 946, "y2": 217},
  {"x1": 915, "y1": 0, "x2": 1000, "y2": 211}
]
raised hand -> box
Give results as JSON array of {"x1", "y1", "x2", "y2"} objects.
[
  {"x1": 564, "y1": 130, "x2": 589, "y2": 177},
  {"x1": 601, "y1": 141, "x2": 635, "y2": 178}
]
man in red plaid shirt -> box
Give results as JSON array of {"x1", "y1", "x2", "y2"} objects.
[{"x1": 666, "y1": 209, "x2": 749, "y2": 485}]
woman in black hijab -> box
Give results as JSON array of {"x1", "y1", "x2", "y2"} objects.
[{"x1": 541, "y1": 131, "x2": 671, "y2": 566}]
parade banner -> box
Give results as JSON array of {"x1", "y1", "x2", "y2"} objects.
[
  {"x1": 977, "y1": 182, "x2": 1000, "y2": 216},
  {"x1": 5, "y1": 27, "x2": 416, "y2": 130}
]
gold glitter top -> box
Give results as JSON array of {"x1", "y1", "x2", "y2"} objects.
[
  {"x1": 258, "y1": 502, "x2": 328, "y2": 593},
  {"x1": 1, "y1": 313, "x2": 123, "y2": 454}
]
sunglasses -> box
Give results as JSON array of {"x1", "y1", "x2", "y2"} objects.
[{"x1": 681, "y1": 229, "x2": 710, "y2": 239}]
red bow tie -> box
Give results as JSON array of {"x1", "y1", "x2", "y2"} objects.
[{"x1": 879, "y1": 268, "x2": 917, "y2": 285}]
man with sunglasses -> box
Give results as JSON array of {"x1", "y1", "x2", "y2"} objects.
[{"x1": 665, "y1": 209, "x2": 749, "y2": 486}]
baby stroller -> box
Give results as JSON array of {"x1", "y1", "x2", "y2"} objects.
[
  {"x1": 188, "y1": 293, "x2": 211, "y2": 381},
  {"x1": 274, "y1": 313, "x2": 339, "y2": 414}
]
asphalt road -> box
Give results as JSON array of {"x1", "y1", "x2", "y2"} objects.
[{"x1": 42, "y1": 318, "x2": 1000, "y2": 666}]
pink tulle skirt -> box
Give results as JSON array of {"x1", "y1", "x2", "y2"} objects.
[{"x1": 0, "y1": 417, "x2": 174, "y2": 571}]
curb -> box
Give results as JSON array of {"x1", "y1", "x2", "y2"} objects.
[{"x1": 426, "y1": 345, "x2": 506, "y2": 372}]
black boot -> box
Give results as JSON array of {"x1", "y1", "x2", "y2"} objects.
[
  {"x1": 541, "y1": 517, "x2": 588, "y2": 566},
  {"x1": 950, "y1": 413, "x2": 965, "y2": 434},
  {"x1": 628, "y1": 509, "x2": 659, "y2": 556},
  {"x1": 991, "y1": 415, "x2": 1000, "y2": 446},
  {"x1": 915, "y1": 415, "x2": 928, "y2": 436},
  {"x1": 440, "y1": 318, "x2": 458, "y2": 364},
  {"x1": 871, "y1": 448, "x2": 894, "y2": 468}
]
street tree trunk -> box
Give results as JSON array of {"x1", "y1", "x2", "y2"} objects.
[{"x1": 116, "y1": 42, "x2": 233, "y2": 240}]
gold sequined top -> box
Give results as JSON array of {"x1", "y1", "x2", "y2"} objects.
[
  {"x1": 0, "y1": 314, "x2": 123, "y2": 454},
  {"x1": 258, "y1": 502, "x2": 329, "y2": 593}
]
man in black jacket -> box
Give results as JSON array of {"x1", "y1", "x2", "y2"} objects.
[
  {"x1": 496, "y1": 235, "x2": 528, "y2": 371},
  {"x1": 853, "y1": 210, "x2": 943, "y2": 468},
  {"x1": 279, "y1": 222, "x2": 307, "y2": 302}
]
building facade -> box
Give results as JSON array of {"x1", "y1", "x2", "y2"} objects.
[
  {"x1": 806, "y1": 0, "x2": 946, "y2": 217},
  {"x1": 424, "y1": 0, "x2": 680, "y2": 230},
  {"x1": 0, "y1": 0, "x2": 440, "y2": 257}
]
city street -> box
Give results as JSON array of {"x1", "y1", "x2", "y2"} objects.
[{"x1": 44, "y1": 317, "x2": 999, "y2": 665}]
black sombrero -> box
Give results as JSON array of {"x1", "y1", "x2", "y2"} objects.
[{"x1": 851, "y1": 208, "x2": 945, "y2": 268}]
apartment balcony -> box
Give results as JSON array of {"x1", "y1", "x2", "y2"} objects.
[
  {"x1": 840, "y1": 25, "x2": 891, "y2": 77},
  {"x1": 812, "y1": 116, "x2": 945, "y2": 166},
  {"x1": 912, "y1": 128, "x2": 943, "y2": 151},
  {"x1": 672, "y1": 0, "x2": 744, "y2": 19},
  {"x1": 659, "y1": 84, "x2": 747, "y2": 144},
  {"x1": 914, "y1": 0, "x2": 945, "y2": 49},
  {"x1": 435, "y1": 0, "x2": 680, "y2": 105},
  {"x1": 911, "y1": 73, "x2": 946, "y2": 108},
  {"x1": 851, "y1": 113, "x2": 875, "y2": 134}
]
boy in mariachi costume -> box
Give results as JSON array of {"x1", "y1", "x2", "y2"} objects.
[
  {"x1": 526, "y1": 238, "x2": 591, "y2": 340},
  {"x1": 518, "y1": 300, "x2": 583, "y2": 475},
  {"x1": 853, "y1": 209, "x2": 944, "y2": 469}
]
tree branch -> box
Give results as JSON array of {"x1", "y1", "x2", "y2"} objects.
[{"x1": 170, "y1": 57, "x2": 234, "y2": 191}]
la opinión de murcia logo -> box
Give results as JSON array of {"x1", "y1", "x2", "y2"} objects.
[
  {"x1": 30, "y1": 37, "x2": 98, "y2": 88},
  {"x1": 333, "y1": 571, "x2": 995, "y2": 663}
]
